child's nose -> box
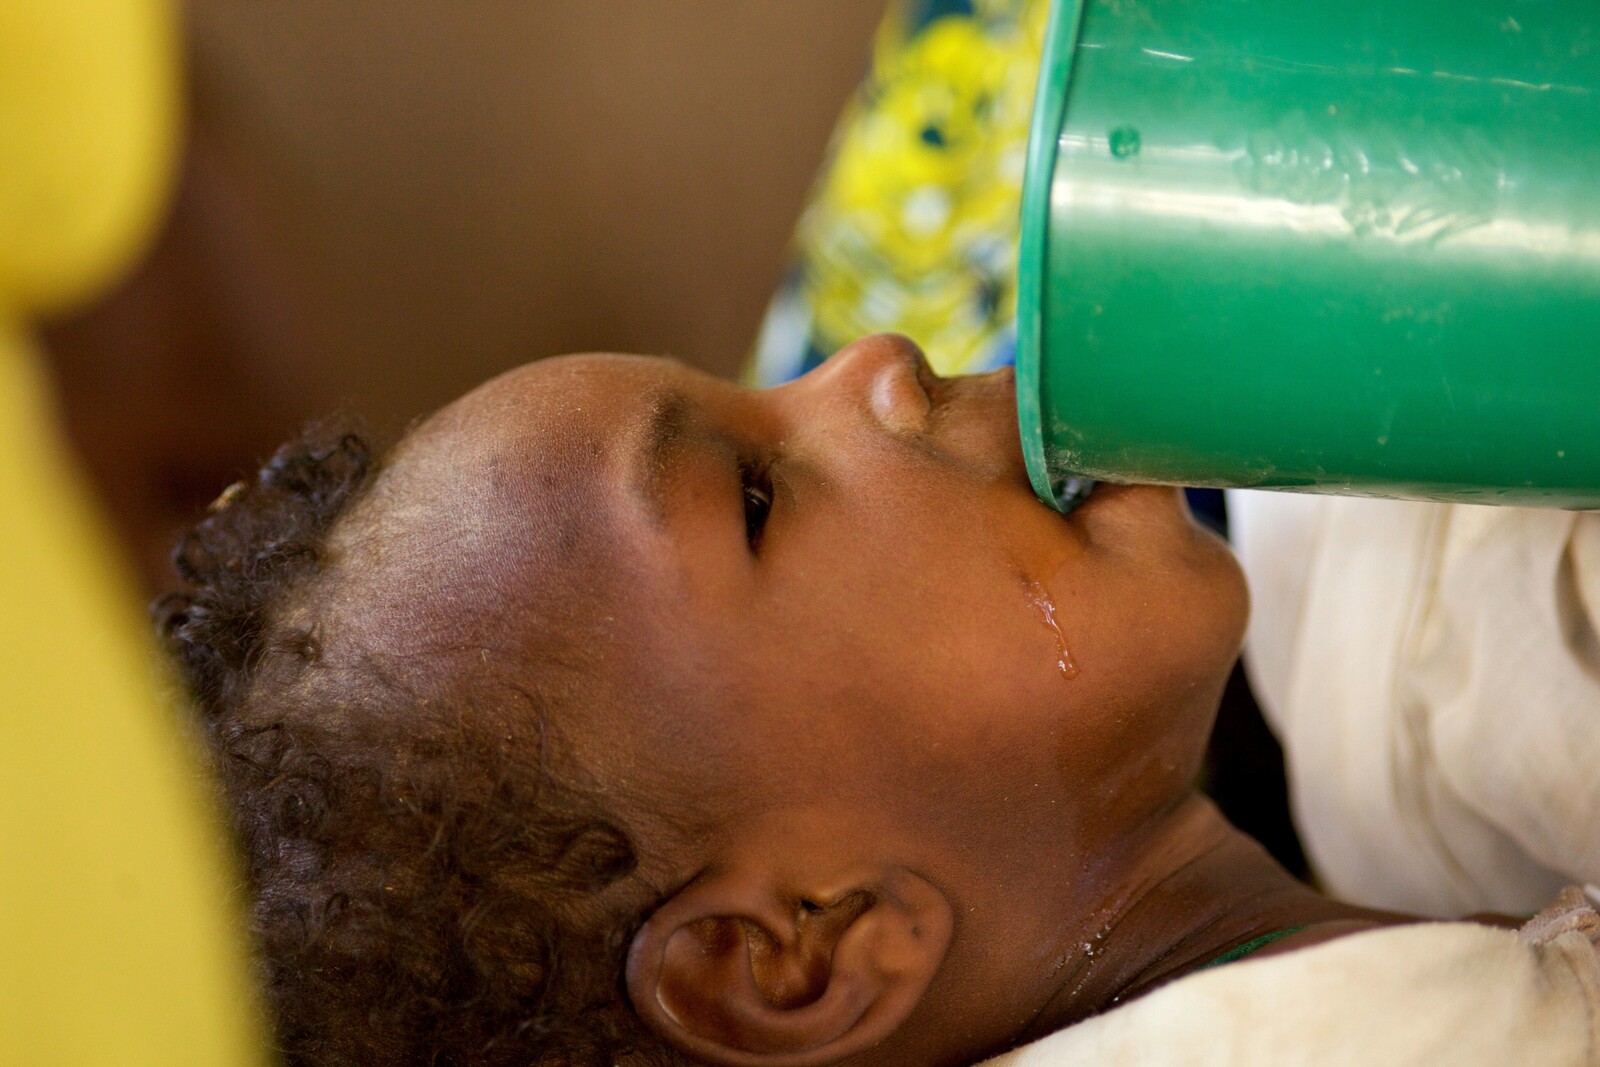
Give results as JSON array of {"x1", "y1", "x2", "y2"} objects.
[{"x1": 804, "y1": 333, "x2": 936, "y2": 436}]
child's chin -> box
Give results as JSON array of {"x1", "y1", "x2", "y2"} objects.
[{"x1": 1064, "y1": 482, "x2": 1181, "y2": 527}]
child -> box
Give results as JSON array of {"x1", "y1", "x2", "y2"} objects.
[{"x1": 159, "y1": 334, "x2": 1600, "y2": 1066}]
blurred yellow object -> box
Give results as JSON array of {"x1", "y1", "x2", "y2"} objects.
[{"x1": 0, "y1": 1, "x2": 266, "y2": 1064}]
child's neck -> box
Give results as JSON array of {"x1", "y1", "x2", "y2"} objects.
[{"x1": 1014, "y1": 796, "x2": 1411, "y2": 1044}]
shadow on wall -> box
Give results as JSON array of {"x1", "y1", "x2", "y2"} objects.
[{"x1": 43, "y1": 0, "x2": 884, "y2": 592}]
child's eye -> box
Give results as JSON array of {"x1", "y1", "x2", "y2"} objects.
[{"x1": 741, "y1": 463, "x2": 773, "y2": 548}]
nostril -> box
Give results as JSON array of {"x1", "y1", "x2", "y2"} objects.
[
  {"x1": 808, "y1": 334, "x2": 939, "y2": 432},
  {"x1": 869, "y1": 357, "x2": 934, "y2": 434}
]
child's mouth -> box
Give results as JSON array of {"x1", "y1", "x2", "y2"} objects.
[{"x1": 1051, "y1": 475, "x2": 1096, "y2": 513}]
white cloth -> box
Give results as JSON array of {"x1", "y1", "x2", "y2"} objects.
[
  {"x1": 981, "y1": 898, "x2": 1600, "y2": 1067},
  {"x1": 1228, "y1": 494, "x2": 1600, "y2": 918}
]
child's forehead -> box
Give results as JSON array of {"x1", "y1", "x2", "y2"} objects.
[
  {"x1": 425, "y1": 353, "x2": 681, "y2": 436},
  {"x1": 320, "y1": 354, "x2": 683, "y2": 657},
  {"x1": 391, "y1": 353, "x2": 673, "y2": 497}
]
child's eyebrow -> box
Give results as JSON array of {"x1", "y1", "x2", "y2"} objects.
[{"x1": 633, "y1": 388, "x2": 695, "y2": 527}]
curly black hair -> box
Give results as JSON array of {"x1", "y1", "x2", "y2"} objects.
[{"x1": 155, "y1": 426, "x2": 679, "y2": 1066}]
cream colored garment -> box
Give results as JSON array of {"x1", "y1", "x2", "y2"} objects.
[
  {"x1": 1228, "y1": 493, "x2": 1600, "y2": 918},
  {"x1": 981, "y1": 901, "x2": 1600, "y2": 1067}
]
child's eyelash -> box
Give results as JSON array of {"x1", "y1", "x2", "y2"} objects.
[{"x1": 740, "y1": 459, "x2": 774, "y2": 548}]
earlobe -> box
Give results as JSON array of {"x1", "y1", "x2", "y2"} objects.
[{"x1": 626, "y1": 867, "x2": 953, "y2": 1067}]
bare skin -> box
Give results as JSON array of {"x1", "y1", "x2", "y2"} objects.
[{"x1": 314, "y1": 334, "x2": 1414, "y2": 1067}]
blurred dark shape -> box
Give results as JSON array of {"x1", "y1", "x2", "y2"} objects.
[
  {"x1": 43, "y1": 1, "x2": 884, "y2": 591},
  {"x1": 1206, "y1": 660, "x2": 1308, "y2": 880},
  {"x1": 1195, "y1": 493, "x2": 1305, "y2": 879}
]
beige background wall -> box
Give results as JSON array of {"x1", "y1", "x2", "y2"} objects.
[{"x1": 44, "y1": 1, "x2": 883, "y2": 588}]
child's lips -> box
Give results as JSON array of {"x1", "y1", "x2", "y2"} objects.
[
  {"x1": 931, "y1": 369, "x2": 1169, "y2": 523},
  {"x1": 923, "y1": 366, "x2": 1031, "y2": 484},
  {"x1": 920, "y1": 367, "x2": 1182, "y2": 545}
]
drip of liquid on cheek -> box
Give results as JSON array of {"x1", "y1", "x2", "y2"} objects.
[{"x1": 1023, "y1": 579, "x2": 1080, "y2": 681}]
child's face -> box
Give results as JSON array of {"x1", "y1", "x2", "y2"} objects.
[{"x1": 341, "y1": 333, "x2": 1246, "y2": 1043}]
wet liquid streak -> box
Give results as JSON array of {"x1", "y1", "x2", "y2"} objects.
[{"x1": 1023, "y1": 579, "x2": 1080, "y2": 680}]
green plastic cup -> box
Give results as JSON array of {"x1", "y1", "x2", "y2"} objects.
[{"x1": 1016, "y1": 0, "x2": 1600, "y2": 511}]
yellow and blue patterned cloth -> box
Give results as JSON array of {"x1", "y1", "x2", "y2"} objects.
[{"x1": 748, "y1": 0, "x2": 1049, "y2": 385}]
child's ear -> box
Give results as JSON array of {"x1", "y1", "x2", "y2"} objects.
[{"x1": 626, "y1": 866, "x2": 953, "y2": 1067}]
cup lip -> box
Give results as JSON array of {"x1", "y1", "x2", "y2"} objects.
[{"x1": 1017, "y1": 0, "x2": 1088, "y2": 512}]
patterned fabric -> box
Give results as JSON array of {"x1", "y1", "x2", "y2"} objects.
[{"x1": 746, "y1": 0, "x2": 1049, "y2": 386}]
